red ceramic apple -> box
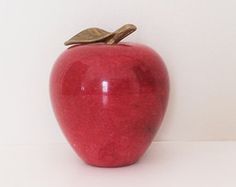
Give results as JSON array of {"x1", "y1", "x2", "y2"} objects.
[{"x1": 50, "y1": 24, "x2": 169, "y2": 167}]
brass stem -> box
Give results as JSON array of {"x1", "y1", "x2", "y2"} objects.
[
  {"x1": 64, "y1": 24, "x2": 137, "y2": 46},
  {"x1": 106, "y1": 24, "x2": 137, "y2": 44}
]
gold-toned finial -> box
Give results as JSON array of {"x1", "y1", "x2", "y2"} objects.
[{"x1": 64, "y1": 24, "x2": 137, "y2": 46}]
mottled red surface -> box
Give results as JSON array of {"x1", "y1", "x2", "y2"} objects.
[{"x1": 50, "y1": 43, "x2": 169, "y2": 167}]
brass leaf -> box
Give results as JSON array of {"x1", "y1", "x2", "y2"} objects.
[{"x1": 64, "y1": 28, "x2": 113, "y2": 46}]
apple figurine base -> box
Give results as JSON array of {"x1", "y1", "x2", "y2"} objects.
[{"x1": 50, "y1": 25, "x2": 169, "y2": 167}]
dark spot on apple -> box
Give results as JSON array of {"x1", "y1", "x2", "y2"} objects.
[
  {"x1": 132, "y1": 63, "x2": 157, "y2": 88},
  {"x1": 146, "y1": 126, "x2": 156, "y2": 134},
  {"x1": 132, "y1": 103, "x2": 141, "y2": 108}
]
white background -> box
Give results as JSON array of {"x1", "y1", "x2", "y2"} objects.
[{"x1": 1, "y1": 0, "x2": 236, "y2": 145}]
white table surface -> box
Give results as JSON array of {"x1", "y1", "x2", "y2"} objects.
[{"x1": 0, "y1": 141, "x2": 235, "y2": 187}]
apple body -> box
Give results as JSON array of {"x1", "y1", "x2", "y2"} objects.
[{"x1": 50, "y1": 43, "x2": 169, "y2": 167}]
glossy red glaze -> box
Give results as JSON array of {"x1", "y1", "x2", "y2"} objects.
[{"x1": 50, "y1": 43, "x2": 169, "y2": 167}]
